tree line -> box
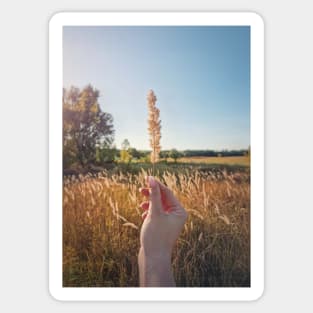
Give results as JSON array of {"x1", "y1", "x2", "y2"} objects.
[{"x1": 63, "y1": 85, "x2": 249, "y2": 170}]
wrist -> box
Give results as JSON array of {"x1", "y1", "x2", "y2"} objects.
[
  {"x1": 138, "y1": 247, "x2": 175, "y2": 287},
  {"x1": 139, "y1": 246, "x2": 172, "y2": 261}
]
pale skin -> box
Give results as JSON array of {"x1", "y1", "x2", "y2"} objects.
[{"x1": 138, "y1": 176, "x2": 188, "y2": 287}]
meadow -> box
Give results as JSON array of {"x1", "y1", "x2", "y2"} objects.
[
  {"x1": 178, "y1": 155, "x2": 250, "y2": 167},
  {"x1": 63, "y1": 157, "x2": 250, "y2": 287}
]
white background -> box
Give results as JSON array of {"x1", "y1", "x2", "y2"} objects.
[
  {"x1": 0, "y1": 0, "x2": 312, "y2": 312},
  {"x1": 50, "y1": 12, "x2": 264, "y2": 301}
]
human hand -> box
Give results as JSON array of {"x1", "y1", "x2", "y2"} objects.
[
  {"x1": 139, "y1": 175, "x2": 188, "y2": 262},
  {"x1": 138, "y1": 176, "x2": 188, "y2": 286}
]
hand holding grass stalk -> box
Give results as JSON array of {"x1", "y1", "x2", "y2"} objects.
[{"x1": 138, "y1": 176, "x2": 188, "y2": 287}]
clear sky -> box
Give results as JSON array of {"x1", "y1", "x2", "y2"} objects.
[{"x1": 63, "y1": 26, "x2": 250, "y2": 150}]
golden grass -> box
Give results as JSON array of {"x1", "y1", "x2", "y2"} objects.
[{"x1": 63, "y1": 168, "x2": 250, "y2": 287}]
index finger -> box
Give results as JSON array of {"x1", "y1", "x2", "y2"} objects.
[{"x1": 139, "y1": 187, "x2": 150, "y2": 197}]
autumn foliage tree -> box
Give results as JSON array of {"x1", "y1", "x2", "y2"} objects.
[
  {"x1": 120, "y1": 139, "x2": 132, "y2": 163},
  {"x1": 63, "y1": 85, "x2": 114, "y2": 168}
]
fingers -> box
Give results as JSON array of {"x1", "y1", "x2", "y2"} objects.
[
  {"x1": 139, "y1": 187, "x2": 150, "y2": 197},
  {"x1": 141, "y1": 210, "x2": 148, "y2": 220},
  {"x1": 147, "y1": 176, "x2": 162, "y2": 216},
  {"x1": 139, "y1": 201, "x2": 149, "y2": 211},
  {"x1": 138, "y1": 177, "x2": 162, "y2": 218},
  {"x1": 139, "y1": 188, "x2": 150, "y2": 220},
  {"x1": 139, "y1": 176, "x2": 187, "y2": 219},
  {"x1": 139, "y1": 201, "x2": 149, "y2": 220},
  {"x1": 158, "y1": 180, "x2": 187, "y2": 217},
  {"x1": 158, "y1": 180, "x2": 180, "y2": 207}
]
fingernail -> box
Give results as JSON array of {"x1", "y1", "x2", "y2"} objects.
[{"x1": 148, "y1": 176, "x2": 156, "y2": 187}]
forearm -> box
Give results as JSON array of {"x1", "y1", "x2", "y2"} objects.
[{"x1": 138, "y1": 247, "x2": 175, "y2": 287}]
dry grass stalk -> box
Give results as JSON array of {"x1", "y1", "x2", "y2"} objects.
[{"x1": 147, "y1": 89, "x2": 161, "y2": 175}]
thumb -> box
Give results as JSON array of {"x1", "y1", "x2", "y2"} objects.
[{"x1": 147, "y1": 176, "x2": 162, "y2": 216}]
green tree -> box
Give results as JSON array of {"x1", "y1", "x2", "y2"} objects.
[
  {"x1": 160, "y1": 150, "x2": 170, "y2": 161},
  {"x1": 128, "y1": 147, "x2": 141, "y2": 160},
  {"x1": 63, "y1": 85, "x2": 114, "y2": 167},
  {"x1": 121, "y1": 139, "x2": 130, "y2": 151},
  {"x1": 96, "y1": 144, "x2": 118, "y2": 164},
  {"x1": 169, "y1": 149, "x2": 182, "y2": 163}
]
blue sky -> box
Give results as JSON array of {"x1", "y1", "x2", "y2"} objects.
[{"x1": 63, "y1": 26, "x2": 250, "y2": 150}]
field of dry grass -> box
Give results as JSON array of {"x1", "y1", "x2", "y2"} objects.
[
  {"x1": 63, "y1": 167, "x2": 250, "y2": 287},
  {"x1": 178, "y1": 155, "x2": 250, "y2": 166}
]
